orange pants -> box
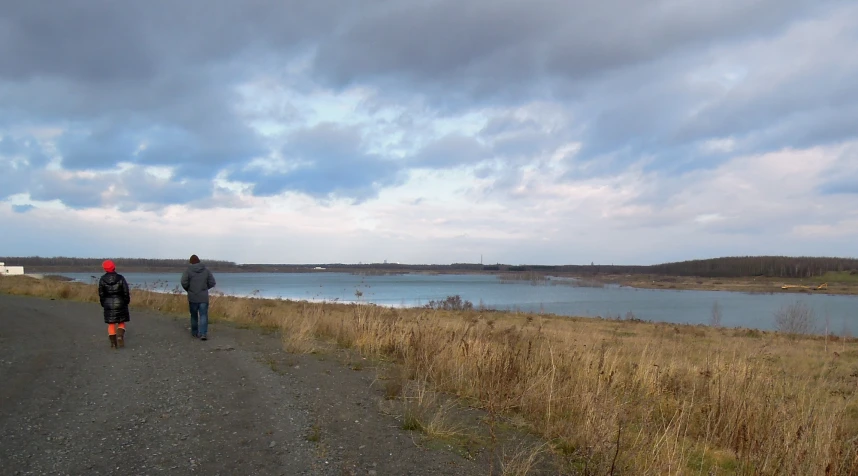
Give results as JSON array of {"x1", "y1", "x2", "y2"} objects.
[{"x1": 107, "y1": 323, "x2": 126, "y2": 335}]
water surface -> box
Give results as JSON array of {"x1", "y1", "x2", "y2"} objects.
[{"x1": 64, "y1": 272, "x2": 858, "y2": 334}]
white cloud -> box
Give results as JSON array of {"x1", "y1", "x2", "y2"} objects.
[{"x1": 700, "y1": 138, "x2": 736, "y2": 154}]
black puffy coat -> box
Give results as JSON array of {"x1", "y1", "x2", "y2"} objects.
[{"x1": 98, "y1": 272, "x2": 131, "y2": 323}]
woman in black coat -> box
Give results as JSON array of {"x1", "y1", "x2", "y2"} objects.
[{"x1": 98, "y1": 260, "x2": 131, "y2": 349}]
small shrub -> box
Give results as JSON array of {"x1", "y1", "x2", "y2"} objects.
[
  {"x1": 774, "y1": 301, "x2": 817, "y2": 336},
  {"x1": 401, "y1": 412, "x2": 424, "y2": 432},
  {"x1": 58, "y1": 286, "x2": 72, "y2": 299},
  {"x1": 734, "y1": 328, "x2": 762, "y2": 338},
  {"x1": 710, "y1": 301, "x2": 722, "y2": 328},
  {"x1": 424, "y1": 295, "x2": 473, "y2": 311},
  {"x1": 384, "y1": 379, "x2": 403, "y2": 400}
]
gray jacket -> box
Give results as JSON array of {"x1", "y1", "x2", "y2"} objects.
[{"x1": 180, "y1": 263, "x2": 216, "y2": 303}]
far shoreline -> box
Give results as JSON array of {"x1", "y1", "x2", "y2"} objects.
[{"x1": 30, "y1": 267, "x2": 858, "y2": 296}]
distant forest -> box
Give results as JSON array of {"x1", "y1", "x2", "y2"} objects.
[
  {"x1": 645, "y1": 256, "x2": 858, "y2": 278},
  {"x1": 3, "y1": 255, "x2": 856, "y2": 278},
  {"x1": 0, "y1": 257, "x2": 238, "y2": 272}
]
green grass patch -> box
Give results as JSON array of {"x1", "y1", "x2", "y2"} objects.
[
  {"x1": 306, "y1": 425, "x2": 321, "y2": 442},
  {"x1": 401, "y1": 413, "x2": 425, "y2": 432},
  {"x1": 822, "y1": 271, "x2": 858, "y2": 283}
]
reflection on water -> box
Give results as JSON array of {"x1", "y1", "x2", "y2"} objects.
[{"x1": 62, "y1": 272, "x2": 858, "y2": 334}]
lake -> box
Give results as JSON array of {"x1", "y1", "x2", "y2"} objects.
[{"x1": 62, "y1": 272, "x2": 858, "y2": 335}]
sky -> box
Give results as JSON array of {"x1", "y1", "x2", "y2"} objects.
[{"x1": 1, "y1": 0, "x2": 857, "y2": 265}]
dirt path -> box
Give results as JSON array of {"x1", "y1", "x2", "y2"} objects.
[{"x1": 0, "y1": 295, "x2": 485, "y2": 475}]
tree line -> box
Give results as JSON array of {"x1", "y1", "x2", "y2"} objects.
[
  {"x1": 0, "y1": 256, "x2": 238, "y2": 271},
  {"x1": 645, "y1": 256, "x2": 858, "y2": 278},
  {"x1": 516, "y1": 256, "x2": 857, "y2": 278},
  {"x1": 3, "y1": 255, "x2": 855, "y2": 278}
]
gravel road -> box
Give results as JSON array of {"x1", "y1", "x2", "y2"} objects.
[{"x1": 0, "y1": 295, "x2": 485, "y2": 475}]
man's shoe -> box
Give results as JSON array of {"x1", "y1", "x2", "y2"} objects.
[
  {"x1": 109, "y1": 335, "x2": 118, "y2": 349},
  {"x1": 117, "y1": 328, "x2": 125, "y2": 348},
  {"x1": 200, "y1": 335, "x2": 207, "y2": 341}
]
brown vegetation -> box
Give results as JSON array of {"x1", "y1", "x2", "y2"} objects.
[
  {"x1": 613, "y1": 274, "x2": 858, "y2": 295},
  {"x1": 3, "y1": 275, "x2": 858, "y2": 474}
]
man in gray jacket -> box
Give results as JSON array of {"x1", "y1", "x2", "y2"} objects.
[{"x1": 180, "y1": 254, "x2": 216, "y2": 340}]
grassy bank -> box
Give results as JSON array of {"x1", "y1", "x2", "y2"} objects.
[
  {"x1": 3, "y1": 275, "x2": 858, "y2": 474},
  {"x1": 610, "y1": 274, "x2": 858, "y2": 295}
]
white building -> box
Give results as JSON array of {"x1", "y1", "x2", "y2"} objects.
[{"x1": 0, "y1": 262, "x2": 25, "y2": 276}]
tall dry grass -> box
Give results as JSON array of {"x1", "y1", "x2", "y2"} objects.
[{"x1": 3, "y1": 275, "x2": 858, "y2": 474}]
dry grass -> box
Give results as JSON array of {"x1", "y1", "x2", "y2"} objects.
[
  {"x1": 500, "y1": 441, "x2": 550, "y2": 476},
  {"x1": 4, "y1": 275, "x2": 858, "y2": 474},
  {"x1": 399, "y1": 379, "x2": 466, "y2": 439}
]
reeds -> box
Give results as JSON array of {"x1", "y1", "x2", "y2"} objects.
[{"x1": 3, "y1": 275, "x2": 857, "y2": 474}]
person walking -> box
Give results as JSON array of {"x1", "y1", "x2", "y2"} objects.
[
  {"x1": 180, "y1": 254, "x2": 216, "y2": 340},
  {"x1": 98, "y1": 260, "x2": 131, "y2": 349}
]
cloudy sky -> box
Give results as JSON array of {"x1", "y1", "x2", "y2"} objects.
[{"x1": 1, "y1": 0, "x2": 857, "y2": 265}]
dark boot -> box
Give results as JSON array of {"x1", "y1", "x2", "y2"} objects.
[
  {"x1": 109, "y1": 335, "x2": 118, "y2": 349},
  {"x1": 117, "y1": 328, "x2": 125, "y2": 348}
]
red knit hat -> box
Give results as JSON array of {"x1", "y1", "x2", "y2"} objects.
[{"x1": 102, "y1": 260, "x2": 116, "y2": 273}]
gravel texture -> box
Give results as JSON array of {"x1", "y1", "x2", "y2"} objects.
[{"x1": 0, "y1": 295, "x2": 485, "y2": 475}]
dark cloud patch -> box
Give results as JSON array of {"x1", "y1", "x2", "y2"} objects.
[
  {"x1": 0, "y1": 166, "x2": 30, "y2": 200},
  {"x1": 481, "y1": 116, "x2": 539, "y2": 137},
  {"x1": 233, "y1": 123, "x2": 405, "y2": 200},
  {"x1": 739, "y1": 104, "x2": 858, "y2": 153},
  {"x1": 473, "y1": 165, "x2": 496, "y2": 180},
  {"x1": 818, "y1": 149, "x2": 858, "y2": 195},
  {"x1": 669, "y1": 14, "x2": 858, "y2": 153},
  {"x1": 0, "y1": 2, "x2": 156, "y2": 82},
  {"x1": 118, "y1": 172, "x2": 213, "y2": 207},
  {"x1": 676, "y1": 72, "x2": 858, "y2": 152},
  {"x1": 27, "y1": 166, "x2": 215, "y2": 210},
  {"x1": 493, "y1": 130, "x2": 570, "y2": 162},
  {"x1": 57, "y1": 126, "x2": 140, "y2": 169},
  {"x1": 313, "y1": 1, "x2": 553, "y2": 94},
  {"x1": 410, "y1": 135, "x2": 488, "y2": 169},
  {"x1": 20, "y1": 77, "x2": 269, "y2": 175},
  {"x1": 576, "y1": 73, "x2": 692, "y2": 159},
  {"x1": 544, "y1": 0, "x2": 828, "y2": 80},
  {"x1": 478, "y1": 114, "x2": 575, "y2": 162},
  {"x1": 316, "y1": 3, "x2": 470, "y2": 85},
  {"x1": 0, "y1": 134, "x2": 50, "y2": 167},
  {"x1": 29, "y1": 172, "x2": 105, "y2": 208},
  {"x1": 0, "y1": 134, "x2": 52, "y2": 199},
  {"x1": 314, "y1": 0, "x2": 831, "y2": 97},
  {"x1": 250, "y1": 164, "x2": 397, "y2": 202},
  {"x1": 0, "y1": 0, "x2": 353, "y2": 82},
  {"x1": 134, "y1": 124, "x2": 266, "y2": 176},
  {"x1": 819, "y1": 181, "x2": 858, "y2": 195}
]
